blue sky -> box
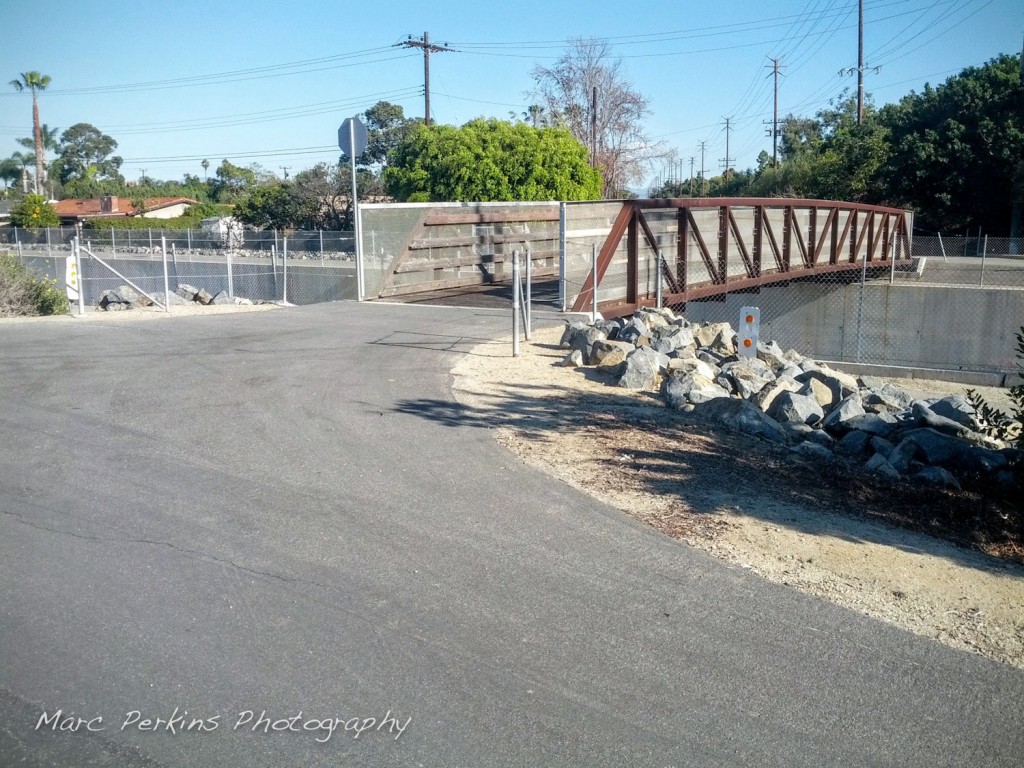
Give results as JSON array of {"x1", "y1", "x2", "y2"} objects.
[{"x1": 1, "y1": 0, "x2": 1020, "y2": 193}]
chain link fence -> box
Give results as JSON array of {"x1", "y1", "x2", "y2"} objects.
[
  {"x1": 675, "y1": 234, "x2": 1024, "y2": 375},
  {"x1": 5, "y1": 214, "x2": 1023, "y2": 376},
  {"x1": 5, "y1": 227, "x2": 357, "y2": 307}
]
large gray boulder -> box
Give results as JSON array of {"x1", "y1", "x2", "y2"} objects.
[
  {"x1": 912, "y1": 466, "x2": 962, "y2": 491},
  {"x1": 565, "y1": 325, "x2": 608, "y2": 364},
  {"x1": 663, "y1": 371, "x2": 730, "y2": 408},
  {"x1": 821, "y1": 394, "x2": 866, "y2": 433},
  {"x1": 617, "y1": 347, "x2": 668, "y2": 390},
  {"x1": 667, "y1": 357, "x2": 718, "y2": 380},
  {"x1": 910, "y1": 402, "x2": 970, "y2": 437},
  {"x1": 837, "y1": 430, "x2": 872, "y2": 455},
  {"x1": 887, "y1": 438, "x2": 919, "y2": 473},
  {"x1": 98, "y1": 290, "x2": 131, "y2": 310},
  {"x1": 618, "y1": 317, "x2": 651, "y2": 346},
  {"x1": 589, "y1": 339, "x2": 635, "y2": 367},
  {"x1": 796, "y1": 368, "x2": 857, "y2": 406},
  {"x1": 559, "y1": 320, "x2": 590, "y2": 347},
  {"x1": 691, "y1": 397, "x2": 788, "y2": 444},
  {"x1": 799, "y1": 377, "x2": 836, "y2": 409},
  {"x1": 717, "y1": 361, "x2": 776, "y2": 400},
  {"x1": 751, "y1": 377, "x2": 802, "y2": 412},
  {"x1": 843, "y1": 413, "x2": 896, "y2": 437},
  {"x1": 176, "y1": 283, "x2": 200, "y2": 300},
  {"x1": 756, "y1": 340, "x2": 787, "y2": 370},
  {"x1": 792, "y1": 441, "x2": 835, "y2": 461},
  {"x1": 769, "y1": 391, "x2": 825, "y2": 426},
  {"x1": 898, "y1": 428, "x2": 969, "y2": 465},
  {"x1": 865, "y1": 453, "x2": 901, "y2": 479},
  {"x1": 928, "y1": 395, "x2": 981, "y2": 431},
  {"x1": 694, "y1": 322, "x2": 733, "y2": 348}
]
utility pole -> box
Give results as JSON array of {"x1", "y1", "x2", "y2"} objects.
[
  {"x1": 720, "y1": 118, "x2": 733, "y2": 180},
  {"x1": 698, "y1": 140, "x2": 708, "y2": 197},
  {"x1": 590, "y1": 86, "x2": 598, "y2": 169},
  {"x1": 857, "y1": 0, "x2": 865, "y2": 124},
  {"x1": 141, "y1": 168, "x2": 148, "y2": 185},
  {"x1": 398, "y1": 32, "x2": 455, "y2": 126},
  {"x1": 279, "y1": 166, "x2": 290, "y2": 181},
  {"x1": 689, "y1": 157, "x2": 695, "y2": 197},
  {"x1": 766, "y1": 58, "x2": 782, "y2": 165}
]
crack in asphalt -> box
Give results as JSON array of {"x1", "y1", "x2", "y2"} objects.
[{"x1": 1, "y1": 509, "x2": 334, "y2": 590}]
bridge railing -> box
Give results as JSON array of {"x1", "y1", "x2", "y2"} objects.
[{"x1": 564, "y1": 198, "x2": 914, "y2": 317}]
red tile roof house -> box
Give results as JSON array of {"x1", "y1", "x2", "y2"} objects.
[{"x1": 54, "y1": 195, "x2": 199, "y2": 224}]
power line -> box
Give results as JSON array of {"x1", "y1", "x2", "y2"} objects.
[
  {"x1": 397, "y1": 32, "x2": 456, "y2": 125},
  {"x1": 15, "y1": 51, "x2": 418, "y2": 97}
]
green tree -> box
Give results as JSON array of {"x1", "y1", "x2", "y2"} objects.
[
  {"x1": 54, "y1": 123, "x2": 123, "y2": 186},
  {"x1": 356, "y1": 101, "x2": 417, "y2": 167},
  {"x1": 878, "y1": 53, "x2": 1024, "y2": 234},
  {"x1": 383, "y1": 118, "x2": 601, "y2": 202},
  {"x1": 9, "y1": 71, "x2": 51, "y2": 195},
  {"x1": 10, "y1": 194, "x2": 58, "y2": 227},
  {"x1": 16, "y1": 122, "x2": 59, "y2": 172},
  {"x1": 0, "y1": 156, "x2": 22, "y2": 190},
  {"x1": 210, "y1": 160, "x2": 257, "y2": 202},
  {"x1": 234, "y1": 183, "x2": 304, "y2": 230}
]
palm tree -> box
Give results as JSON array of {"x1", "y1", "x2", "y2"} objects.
[
  {"x1": 17, "y1": 123, "x2": 59, "y2": 185},
  {"x1": 202, "y1": 159, "x2": 210, "y2": 181},
  {"x1": 9, "y1": 71, "x2": 52, "y2": 195}
]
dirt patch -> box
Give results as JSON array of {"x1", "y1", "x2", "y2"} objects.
[{"x1": 451, "y1": 324, "x2": 1024, "y2": 669}]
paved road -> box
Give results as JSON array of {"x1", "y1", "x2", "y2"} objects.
[{"x1": 1, "y1": 302, "x2": 1022, "y2": 767}]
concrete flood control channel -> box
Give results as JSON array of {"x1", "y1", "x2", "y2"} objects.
[{"x1": 0, "y1": 301, "x2": 1022, "y2": 767}]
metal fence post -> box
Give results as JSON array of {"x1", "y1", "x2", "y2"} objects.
[
  {"x1": 227, "y1": 250, "x2": 234, "y2": 298},
  {"x1": 148, "y1": 228, "x2": 153, "y2": 251},
  {"x1": 271, "y1": 244, "x2": 278, "y2": 298},
  {"x1": 512, "y1": 250, "x2": 521, "y2": 357},
  {"x1": 111, "y1": 227, "x2": 116, "y2": 255},
  {"x1": 187, "y1": 228, "x2": 192, "y2": 253},
  {"x1": 356, "y1": 207, "x2": 366, "y2": 301},
  {"x1": 980, "y1": 235, "x2": 988, "y2": 287},
  {"x1": 161, "y1": 236, "x2": 170, "y2": 313},
  {"x1": 524, "y1": 244, "x2": 532, "y2": 341},
  {"x1": 319, "y1": 229, "x2": 324, "y2": 260},
  {"x1": 937, "y1": 231, "x2": 947, "y2": 261},
  {"x1": 282, "y1": 236, "x2": 288, "y2": 303},
  {"x1": 559, "y1": 202, "x2": 567, "y2": 311},
  {"x1": 855, "y1": 249, "x2": 868, "y2": 363},
  {"x1": 591, "y1": 243, "x2": 599, "y2": 322},
  {"x1": 889, "y1": 237, "x2": 897, "y2": 285},
  {"x1": 46, "y1": 226, "x2": 51, "y2": 258},
  {"x1": 74, "y1": 237, "x2": 85, "y2": 316},
  {"x1": 656, "y1": 249, "x2": 664, "y2": 308}
]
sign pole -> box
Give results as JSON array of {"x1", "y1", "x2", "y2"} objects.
[{"x1": 349, "y1": 119, "x2": 364, "y2": 301}]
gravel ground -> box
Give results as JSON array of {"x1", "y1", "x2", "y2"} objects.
[{"x1": 451, "y1": 324, "x2": 1024, "y2": 669}]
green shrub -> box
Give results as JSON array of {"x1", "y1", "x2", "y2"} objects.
[
  {"x1": 10, "y1": 195, "x2": 59, "y2": 228},
  {"x1": 0, "y1": 253, "x2": 69, "y2": 317},
  {"x1": 81, "y1": 204, "x2": 235, "y2": 231},
  {"x1": 966, "y1": 327, "x2": 1024, "y2": 448}
]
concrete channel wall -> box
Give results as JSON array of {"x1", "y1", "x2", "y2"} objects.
[{"x1": 684, "y1": 279, "x2": 1024, "y2": 377}]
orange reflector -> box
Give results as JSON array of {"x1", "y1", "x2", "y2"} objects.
[
  {"x1": 743, "y1": 339, "x2": 753, "y2": 348},
  {"x1": 745, "y1": 315, "x2": 754, "y2": 323}
]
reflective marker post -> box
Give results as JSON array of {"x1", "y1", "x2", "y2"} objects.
[{"x1": 738, "y1": 306, "x2": 760, "y2": 359}]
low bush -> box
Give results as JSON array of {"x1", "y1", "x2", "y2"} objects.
[
  {"x1": 0, "y1": 253, "x2": 69, "y2": 317},
  {"x1": 967, "y1": 326, "x2": 1024, "y2": 448}
]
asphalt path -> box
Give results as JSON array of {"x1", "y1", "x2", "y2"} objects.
[{"x1": 1, "y1": 301, "x2": 1022, "y2": 767}]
